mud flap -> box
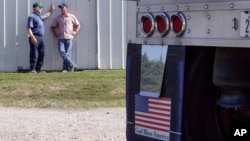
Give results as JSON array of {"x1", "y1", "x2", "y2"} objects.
[{"x1": 126, "y1": 44, "x2": 185, "y2": 141}]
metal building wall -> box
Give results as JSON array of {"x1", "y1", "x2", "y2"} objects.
[
  {"x1": 97, "y1": 0, "x2": 127, "y2": 69},
  {"x1": 0, "y1": 0, "x2": 129, "y2": 72}
]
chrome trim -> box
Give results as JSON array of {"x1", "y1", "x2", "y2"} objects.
[
  {"x1": 155, "y1": 12, "x2": 170, "y2": 37},
  {"x1": 171, "y1": 12, "x2": 186, "y2": 37},
  {"x1": 140, "y1": 13, "x2": 155, "y2": 37},
  {"x1": 126, "y1": 121, "x2": 134, "y2": 125},
  {"x1": 169, "y1": 130, "x2": 182, "y2": 135}
]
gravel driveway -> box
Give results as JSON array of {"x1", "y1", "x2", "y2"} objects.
[{"x1": 0, "y1": 107, "x2": 126, "y2": 141}]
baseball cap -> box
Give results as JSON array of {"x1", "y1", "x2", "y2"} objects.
[
  {"x1": 33, "y1": 2, "x2": 43, "y2": 8},
  {"x1": 58, "y1": 3, "x2": 68, "y2": 8}
]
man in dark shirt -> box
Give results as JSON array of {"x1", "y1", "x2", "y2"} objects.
[{"x1": 27, "y1": 2, "x2": 55, "y2": 73}]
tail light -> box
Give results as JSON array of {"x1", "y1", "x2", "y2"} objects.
[
  {"x1": 155, "y1": 12, "x2": 170, "y2": 37},
  {"x1": 141, "y1": 13, "x2": 155, "y2": 37},
  {"x1": 171, "y1": 12, "x2": 186, "y2": 37}
]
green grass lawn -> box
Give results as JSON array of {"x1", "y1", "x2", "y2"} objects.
[{"x1": 0, "y1": 70, "x2": 125, "y2": 109}]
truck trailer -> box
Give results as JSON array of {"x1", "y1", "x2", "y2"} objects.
[{"x1": 125, "y1": 0, "x2": 250, "y2": 141}]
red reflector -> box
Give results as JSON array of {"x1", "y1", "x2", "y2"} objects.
[
  {"x1": 142, "y1": 17, "x2": 152, "y2": 33},
  {"x1": 172, "y1": 16, "x2": 183, "y2": 33},
  {"x1": 156, "y1": 16, "x2": 166, "y2": 33},
  {"x1": 140, "y1": 13, "x2": 155, "y2": 37},
  {"x1": 171, "y1": 12, "x2": 186, "y2": 37},
  {"x1": 155, "y1": 12, "x2": 170, "y2": 37}
]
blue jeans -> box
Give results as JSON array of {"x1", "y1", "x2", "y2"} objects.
[
  {"x1": 58, "y1": 39, "x2": 77, "y2": 70},
  {"x1": 29, "y1": 36, "x2": 45, "y2": 71}
]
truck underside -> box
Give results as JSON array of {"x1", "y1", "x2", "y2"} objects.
[
  {"x1": 126, "y1": 44, "x2": 250, "y2": 141},
  {"x1": 183, "y1": 46, "x2": 250, "y2": 141}
]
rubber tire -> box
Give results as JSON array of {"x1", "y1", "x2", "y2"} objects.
[{"x1": 182, "y1": 47, "x2": 223, "y2": 141}]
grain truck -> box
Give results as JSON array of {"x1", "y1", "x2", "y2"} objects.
[{"x1": 125, "y1": 0, "x2": 250, "y2": 140}]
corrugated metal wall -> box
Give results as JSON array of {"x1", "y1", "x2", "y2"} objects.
[
  {"x1": 0, "y1": 0, "x2": 130, "y2": 72},
  {"x1": 97, "y1": 0, "x2": 127, "y2": 69}
]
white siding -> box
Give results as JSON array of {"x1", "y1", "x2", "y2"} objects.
[
  {"x1": 0, "y1": 0, "x2": 129, "y2": 72},
  {"x1": 0, "y1": 0, "x2": 5, "y2": 71},
  {"x1": 16, "y1": 0, "x2": 30, "y2": 71},
  {"x1": 4, "y1": 0, "x2": 18, "y2": 71},
  {"x1": 97, "y1": 0, "x2": 127, "y2": 69}
]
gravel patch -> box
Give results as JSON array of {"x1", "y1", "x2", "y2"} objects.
[{"x1": 0, "y1": 107, "x2": 126, "y2": 141}]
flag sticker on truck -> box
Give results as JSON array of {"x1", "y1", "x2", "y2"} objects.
[{"x1": 135, "y1": 94, "x2": 171, "y2": 141}]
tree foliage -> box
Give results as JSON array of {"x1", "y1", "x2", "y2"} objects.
[{"x1": 140, "y1": 52, "x2": 166, "y2": 93}]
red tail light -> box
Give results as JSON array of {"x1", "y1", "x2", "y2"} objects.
[
  {"x1": 171, "y1": 12, "x2": 186, "y2": 37},
  {"x1": 155, "y1": 12, "x2": 170, "y2": 37},
  {"x1": 141, "y1": 13, "x2": 155, "y2": 37}
]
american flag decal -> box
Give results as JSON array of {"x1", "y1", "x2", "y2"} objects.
[{"x1": 135, "y1": 94, "x2": 171, "y2": 140}]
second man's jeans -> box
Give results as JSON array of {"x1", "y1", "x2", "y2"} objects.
[{"x1": 58, "y1": 39, "x2": 77, "y2": 70}]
